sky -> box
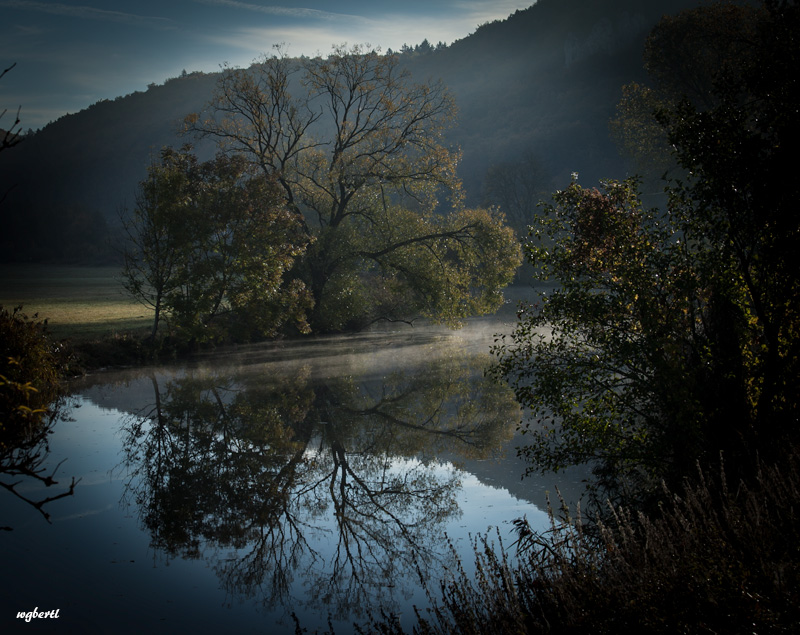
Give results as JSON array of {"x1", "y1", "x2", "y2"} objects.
[{"x1": 1, "y1": 0, "x2": 534, "y2": 130}]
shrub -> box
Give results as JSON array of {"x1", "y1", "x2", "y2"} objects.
[
  {"x1": 1, "y1": 305, "x2": 79, "y2": 526},
  {"x1": 0, "y1": 305, "x2": 68, "y2": 447}
]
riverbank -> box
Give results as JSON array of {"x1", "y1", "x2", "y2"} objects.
[{"x1": 0, "y1": 263, "x2": 540, "y2": 373}]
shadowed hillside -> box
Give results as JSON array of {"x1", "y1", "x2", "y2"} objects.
[
  {"x1": 0, "y1": 0, "x2": 700, "y2": 264},
  {"x1": 412, "y1": 0, "x2": 698, "y2": 193}
]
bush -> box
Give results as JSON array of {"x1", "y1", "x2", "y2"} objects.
[
  {"x1": 0, "y1": 306, "x2": 79, "y2": 527},
  {"x1": 0, "y1": 305, "x2": 69, "y2": 447}
]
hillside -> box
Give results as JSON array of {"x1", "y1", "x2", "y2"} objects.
[
  {"x1": 0, "y1": 0, "x2": 700, "y2": 264},
  {"x1": 413, "y1": 0, "x2": 697, "y2": 189}
]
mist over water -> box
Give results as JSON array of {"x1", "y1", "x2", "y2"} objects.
[{"x1": 1, "y1": 307, "x2": 586, "y2": 633}]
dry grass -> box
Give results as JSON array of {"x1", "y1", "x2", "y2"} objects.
[
  {"x1": 365, "y1": 453, "x2": 800, "y2": 635},
  {"x1": 0, "y1": 264, "x2": 151, "y2": 341}
]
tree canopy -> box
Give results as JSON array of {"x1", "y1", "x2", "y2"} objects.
[
  {"x1": 495, "y1": 0, "x2": 800, "y2": 498},
  {"x1": 121, "y1": 146, "x2": 311, "y2": 343},
  {"x1": 610, "y1": 1, "x2": 763, "y2": 185},
  {"x1": 186, "y1": 45, "x2": 520, "y2": 332}
]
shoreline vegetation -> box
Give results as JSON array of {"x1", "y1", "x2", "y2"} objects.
[{"x1": 4, "y1": 265, "x2": 799, "y2": 633}]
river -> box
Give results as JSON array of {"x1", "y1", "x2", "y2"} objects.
[{"x1": 1, "y1": 314, "x2": 588, "y2": 634}]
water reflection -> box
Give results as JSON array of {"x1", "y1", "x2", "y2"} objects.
[
  {"x1": 0, "y1": 396, "x2": 78, "y2": 529},
  {"x1": 117, "y1": 342, "x2": 521, "y2": 621}
]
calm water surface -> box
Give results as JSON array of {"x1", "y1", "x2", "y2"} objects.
[{"x1": 1, "y1": 317, "x2": 586, "y2": 634}]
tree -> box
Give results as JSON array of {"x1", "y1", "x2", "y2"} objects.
[
  {"x1": 609, "y1": 81, "x2": 675, "y2": 185},
  {"x1": 610, "y1": 2, "x2": 762, "y2": 187},
  {"x1": 659, "y1": 0, "x2": 800, "y2": 454},
  {"x1": 495, "y1": 0, "x2": 800, "y2": 498},
  {"x1": 641, "y1": 1, "x2": 760, "y2": 111},
  {"x1": 481, "y1": 152, "x2": 554, "y2": 237},
  {"x1": 494, "y1": 177, "x2": 709, "y2": 495},
  {"x1": 1, "y1": 63, "x2": 23, "y2": 206},
  {"x1": 121, "y1": 146, "x2": 311, "y2": 343},
  {"x1": 121, "y1": 148, "x2": 192, "y2": 340},
  {"x1": 1, "y1": 63, "x2": 22, "y2": 155},
  {"x1": 187, "y1": 44, "x2": 520, "y2": 331}
]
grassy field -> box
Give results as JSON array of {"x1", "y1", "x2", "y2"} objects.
[{"x1": 0, "y1": 264, "x2": 151, "y2": 341}]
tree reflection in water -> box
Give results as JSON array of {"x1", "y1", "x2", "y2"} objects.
[
  {"x1": 119, "y1": 348, "x2": 519, "y2": 620},
  {"x1": 1, "y1": 396, "x2": 78, "y2": 530}
]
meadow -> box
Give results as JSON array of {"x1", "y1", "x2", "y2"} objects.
[{"x1": 0, "y1": 264, "x2": 151, "y2": 341}]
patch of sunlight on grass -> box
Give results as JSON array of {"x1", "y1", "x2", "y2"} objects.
[{"x1": 0, "y1": 264, "x2": 152, "y2": 341}]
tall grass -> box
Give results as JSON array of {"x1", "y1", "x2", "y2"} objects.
[{"x1": 366, "y1": 453, "x2": 800, "y2": 634}]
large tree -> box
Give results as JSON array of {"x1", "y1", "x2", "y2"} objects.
[{"x1": 187, "y1": 45, "x2": 520, "y2": 331}]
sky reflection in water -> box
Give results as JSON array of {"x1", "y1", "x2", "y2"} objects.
[{"x1": 1, "y1": 321, "x2": 576, "y2": 634}]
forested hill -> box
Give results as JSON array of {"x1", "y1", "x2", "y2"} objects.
[
  {"x1": 410, "y1": 0, "x2": 697, "y2": 190},
  {"x1": 0, "y1": 0, "x2": 699, "y2": 264}
]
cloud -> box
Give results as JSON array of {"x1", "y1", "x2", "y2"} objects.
[
  {"x1": 12, "y1": 23, "x2": 46, "y2": 36},
  {"x1": 451, "y1": 0, "x2": 532, "y2": 20},
  {"x1": 206, "y1": 3, "x2": 529, "y2": 60},
  {"x1": 0, "y1": 0, "x2": 175, "y2": 29},
  {"x1": 53, "y1": 503, "x2": 115, "y2": 522},
  {"x1": 190, "y1": 0, "x2": 365, "y2": 23},
  {"x1": 205, "y1": 25, "x2": 347, "y2": 60}
]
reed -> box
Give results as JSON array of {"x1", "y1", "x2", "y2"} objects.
[{"x1": 366, "y1": 452, "x2": 800, "y2": 634}]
